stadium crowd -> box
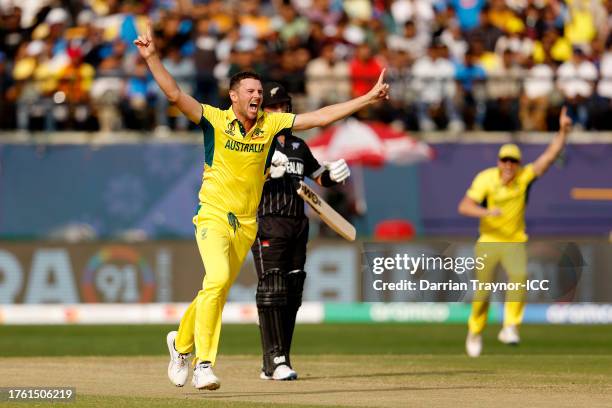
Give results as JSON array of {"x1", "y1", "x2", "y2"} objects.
[{"x1": 1, "y1": 0, "x2": 612, "y2": 133}]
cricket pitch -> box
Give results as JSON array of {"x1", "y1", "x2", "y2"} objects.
[{"x1": 1, "y1": 354, "x2": 610, "y2": 408}]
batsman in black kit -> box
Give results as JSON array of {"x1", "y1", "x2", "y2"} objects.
[{"x1": 252, "y1": 83, "x2": 351, "y2": 381}]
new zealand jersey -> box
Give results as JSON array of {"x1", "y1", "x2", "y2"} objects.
[{"x1": 258, "y1": 131, "x2": 323, "y2": 218}]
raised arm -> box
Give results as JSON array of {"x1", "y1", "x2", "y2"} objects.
[
  {"x1": 293, "y1": 69, "x2": 390, "y2": 131},
  {"x1": 532, "y1": 106, "x2": 572, "y2": 177},
  {"x1": 134, "y1": 22, "x2": 202, "y2": 124}
]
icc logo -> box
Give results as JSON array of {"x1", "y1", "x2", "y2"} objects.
[
  {"x1": 225, "y1": 122, "x2": 236, "y2": 136},
  {"x1": 81, "y1": 246, "x2": 156, "y2": 303}
]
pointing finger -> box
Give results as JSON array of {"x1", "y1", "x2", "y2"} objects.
[
  {"x1": 377, "y1": 68, "x2": 386, "y2": 85},
  {"x1": 146, "y1": 20, "x2": 153, "y2": 41}
]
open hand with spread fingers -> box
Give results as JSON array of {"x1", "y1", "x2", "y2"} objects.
[
  {"x1": 366, "y1": 69, "x2": 390, "y2": 104},
  {"x1": 133, "y1": 21, "x2": 156, "y2": 60},
  {"x1": 559, "y1": 106, "x2": 572, "y2": 133}
]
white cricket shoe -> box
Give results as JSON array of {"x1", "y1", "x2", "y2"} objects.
[
  {"x1": 166, "y1": 331, "x2": 192, "y2": 387},
  {"x1": 498, "y1": 325, "x2": 520, "y2": 345},
  {"x1": 192, "y1": 362, "x2": 221, "y2": 390},
  {"x1": 465, "y1": 332, "x2": 482, "y2": 358},
  {"x1": 166, "y1": 331, "x2": 191, "y2": 387},
  {"x1": 260, "y1": 364, "x2": 298, "y2": 381}
]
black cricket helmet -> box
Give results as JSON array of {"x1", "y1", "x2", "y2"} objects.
[{"x1": 262, "y1": 82, "x2": 292, "y2": 112}]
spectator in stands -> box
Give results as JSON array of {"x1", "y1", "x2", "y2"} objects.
[
  {"x1": 564, "y1": 0, "x2": 604, "y2": 48},
  {"x1": 440, "y1": 19, "x2": 468, "y2": 63},
  {"x1": 214, "y1": 26, "x2": 240, "y2": 78},
  {"x1": 13, "y1": 40, "x2": 56, "y2": 131},
  {"x1": 305, "y1": 42, "x2": 350, "y2": 109},
  {"x1": 556, "y1": 47, "x2": 598, "y2": 129},
  {"x1": 0, "y1": 0, "x2": 610, "y2": 133},
  {"x1": 207, "y1": 0, "x2": 234, "y2": 34},
  {"x1": 389, "y1": 0, "x2": 435, "y2": 34},
  {"x1": 412, "y1": 42, "x2": 461, "y2": 131},
  {"x1": 228, "y1": 38, "x2": 258, "y2": 77},
  {"x1": 594, "y1": 40, "x2": 612, "y2": 129},
  {"x1": 449, "y1": 0, "x2": 486, "y2": 32},
  {"x1": 494, "y1": 28, "x2": 535, "y2": 64},
  {"x1": 342, "y1": 0, "x2": 373, "y2": 21},
  {"x1": 538, "y1": 4, "x2": 565, "y2": 36},
  {"x1": 487, "y1": 0, "x2": 524, "y2": 34},
  {"x1": 274, "y1": 2, "x2": 310, "y2": 45},
  {"x1": 533, "y1": 28, "x2": 572, "y2": 65},
  {"x1": 0, "y1": 5, "x2": 51, "y2": 60},
  {"x1": 122, "y1": 58, "x2": 152, "y2": 130},
  {"x1": 471, "y1": 37, "x2": 500, "y2": 73},
  {"x1": 455, "y1": 47, "x2": 487, "y2": 129},
  {"x1": 520, "y1": 55, "x2": 554, "y2": 131},
  {"x1": 82, "y1": 24, "x2": 107, "y2": 69},
  {"x1": 304, "y1": 21, "x2": 328, "y2": 57},
  {"x1": 46, "y1": 8, "x2": 70, "y2": 57},
  {"x1": 386, "y1": 20, "x2": 429, "y2": 61},
  {"x1": 465, "y1": 7, "x2": 504, "y2": 52},
  {"x1": 349, "y1": 42, "x2": 385, "y2": 100},
  {"x1": 485, "y1": 50, "x2": 522, "y2": 130},
  {"x1": 154, "y1": 46, "x2": 195, "y2": 133},
  {"x1": 56, "y1": 46, "x2": 95, "y2": 130},
  {"x1": 90, "y1": 40, "x2": 127, "y2": 132},
  {"x1": 302, "y1": 0, "x2": 343, "y2": 28},
  {"x1": 239, "y1": 0, "x2": 273, "y2": 40},
  {"x1": 283, "y1": 47, "x2": 311, "y2": 97},
  {"x1": 193, "y1": 19, "x2": 219, "y2": 108},
  {"x1": 157, "y1": 10, "x2": 192, "y2": 56},
  {"x1": 523, "y1": 5, "x2": 542, "y2": 41},
  {"x1": 380, "y1": 48, "x2": 416, "y2": 128}
]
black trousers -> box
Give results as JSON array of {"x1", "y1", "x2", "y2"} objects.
[{"x1": 252, "y1": 216, "x2": 309, "y2": 277}]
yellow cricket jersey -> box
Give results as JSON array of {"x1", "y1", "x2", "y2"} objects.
[
  {"x1": 197, "y1": 104, "x2": 295, "y2": 218},
  {"x1": 466, "y1": 164, "x2": 537, "y2": 243}
]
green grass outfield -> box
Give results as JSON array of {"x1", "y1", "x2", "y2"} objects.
[
  {"x1": 1, "y1": 324, "x2": 611, "y2": 408},
  {"x1": 1, "y1": 323, "x2": 611, "y2": 357}
]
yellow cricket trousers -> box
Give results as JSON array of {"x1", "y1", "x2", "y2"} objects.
[
  {"x1": 174, "y1": 205, "x2": 257, "y2": 365},
  {"x1": 468, "y1": 242, "x2": 527, "y2": 334}
]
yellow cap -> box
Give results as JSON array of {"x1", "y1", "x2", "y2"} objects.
[{"x1": 498, "y1": 144, "x2": 522, "y2": 161}]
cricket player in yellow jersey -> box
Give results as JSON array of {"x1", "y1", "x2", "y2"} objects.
[
  {"x1": 134, "y1": 23, "x2": 390, "y2": 389},
  {"x1": 458, "y1": 107, "x2": 572, "y2": 357}
]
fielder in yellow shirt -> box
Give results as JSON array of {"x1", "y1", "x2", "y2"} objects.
[
  {"x1": 134, "y1": 23, "x2": 390, "y2": 389},
  {"x1": 458, "y1": 107, "x2": 572, "y2": 357}
]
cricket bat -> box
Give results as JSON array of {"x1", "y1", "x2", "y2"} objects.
[{"x1": 297, "y1": 181, "x2": 356, "y2": 241}]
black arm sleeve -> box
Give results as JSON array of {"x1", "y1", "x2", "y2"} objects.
[{"x1": 319, "y1": 170, "x2": 338, "y2": 187}]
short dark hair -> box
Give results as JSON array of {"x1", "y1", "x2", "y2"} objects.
[{"x1": 229, "y1": 71, "x2": 261, "y2": 90}]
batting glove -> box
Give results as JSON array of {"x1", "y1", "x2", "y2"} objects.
[
  {"x1": 270, "y1": 150, "x2": 289, "y2": 179},
  {"x1": 325, "y1": 159, "x2": 350, "y2": 183}
]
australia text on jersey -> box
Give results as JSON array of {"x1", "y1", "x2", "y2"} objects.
[{"x1": 224, "y1": 139, "x2": 265, "y2": 153}]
